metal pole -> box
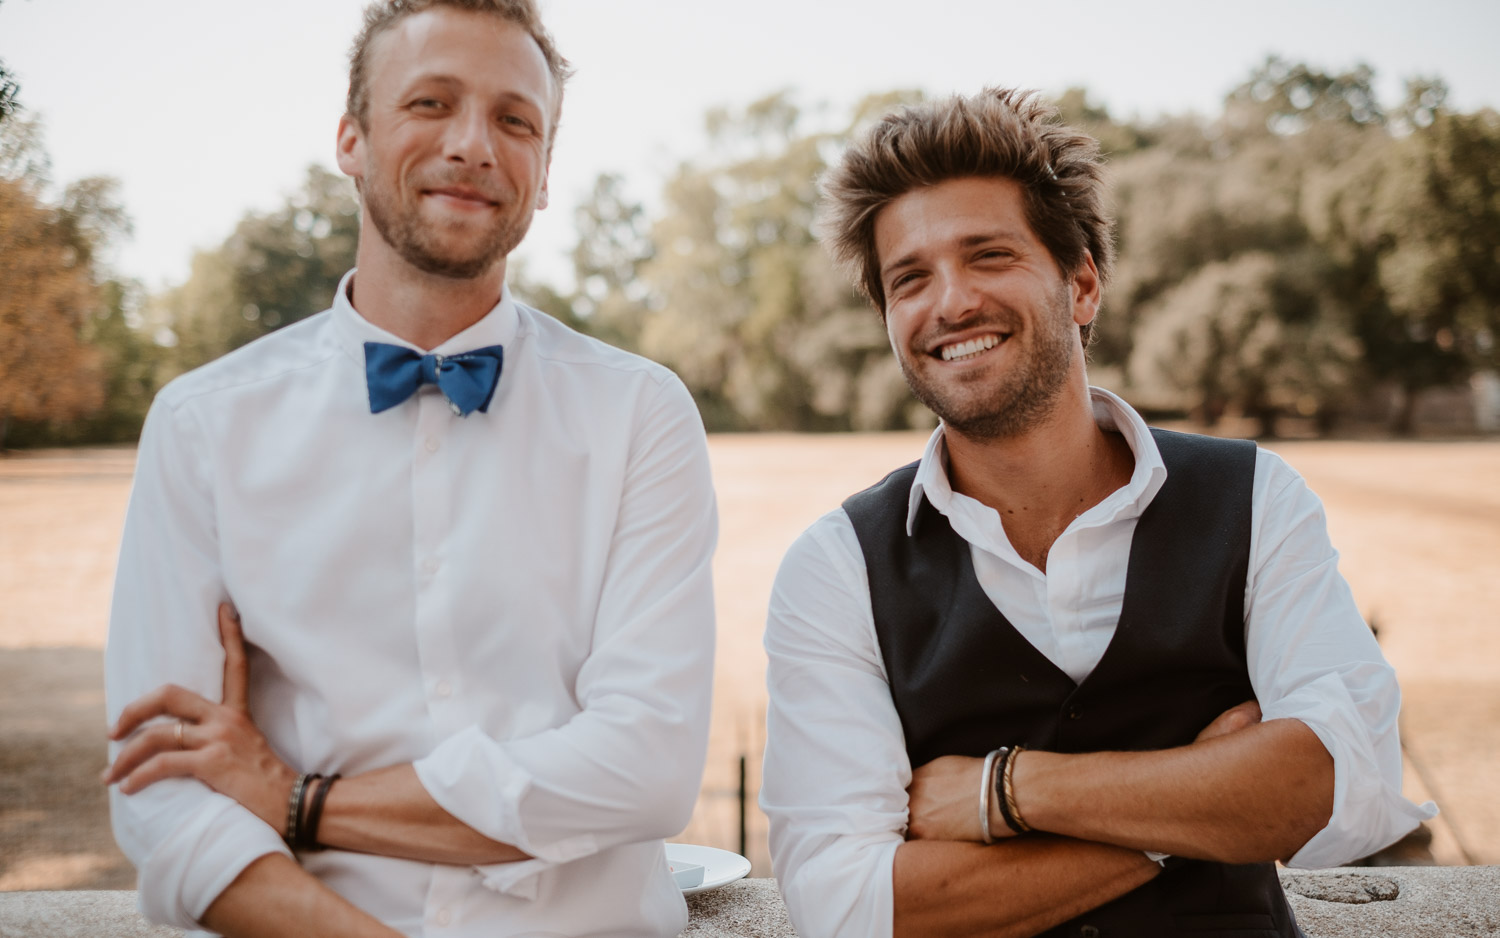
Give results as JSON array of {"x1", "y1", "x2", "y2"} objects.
[{"x1": 737, "y1": 754, "x2": 748, "y2": 859}]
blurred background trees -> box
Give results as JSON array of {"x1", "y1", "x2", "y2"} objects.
[
  {"x1": 4, "y1": 56, "x2": 1497, "y2": 446},
  {"x1": 0, "y1": 115, "x2": 142, "y2": 448}
]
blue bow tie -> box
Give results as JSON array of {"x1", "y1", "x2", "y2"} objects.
[{"x1": 364, "y1": 342, "x2": 505, "y2": 416}]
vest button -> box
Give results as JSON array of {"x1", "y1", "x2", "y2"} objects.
[
  {"x1": 1080, "y1": 926, "x2": 1100, "y2": 938},
  {"x1": 1068, "y1": 708, "x2": 1081, "y2": 720}
]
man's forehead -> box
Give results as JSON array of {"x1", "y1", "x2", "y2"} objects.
[
  {"x1": 875, "y1": 179, "x2": 1038, "y2": 271},
  {"x1": 366, "y1": 7, "x2": 554, "y2": 106}
]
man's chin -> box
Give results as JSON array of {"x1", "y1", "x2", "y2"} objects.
[
  {"x1": 403, "y1": 251, "x2": 502, "y2": 280},
  {"x1": 398, "y1": 229, "x2": 521, "y2": 280}
]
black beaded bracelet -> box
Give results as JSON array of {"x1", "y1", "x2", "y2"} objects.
[
  {"x1": 285, "y1": 773, "x2": 322, "y2": 846},
  {"x1": 298, "y1": 773, "x2": 341, "y2": 851},
  {"x1": 994, "y1": 749, "x2": 1025, "y2": 835}
]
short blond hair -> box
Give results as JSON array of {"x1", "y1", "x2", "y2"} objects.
[
  {"x1": 819, "y1": 88, "x2": 1113, "y2": 345},
  {"x1": 346, "y1": 0, "x2": 573, "y2": 131}
]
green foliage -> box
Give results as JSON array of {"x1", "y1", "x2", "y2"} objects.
[
  {"x1": 613, "y1": 90, "x2": 922, "y2": 431},
  {"x1": 568, "y1": 172, "x2": 653, "y2": 349},
  {"x1": 0, "y1": 3, "x2": 18, "y2": 126},
  {"x1": 1106, "y1": 59, "x2": 1500, "y2": 434},
  {"x1": 161, "y1": 165, "x2": 359, "y2": 371},
  {"x1": 1127, "y1": 251, "x2": 1358, "y2": 434},
  {"x1": 0, "y1": 66, "x2": 18, "y2": 125}
]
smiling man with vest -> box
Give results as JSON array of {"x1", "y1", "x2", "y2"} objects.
[{"x1": 759, "y1": 88, "x2": 1434, "y2": 938}]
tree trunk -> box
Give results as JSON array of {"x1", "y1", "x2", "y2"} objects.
[
  {"x1": 1392, "y1": 385, "x2": 1420, "y2": 437},
  {"x1": 1253, "y1": 405, "x2": 1279, "y2": 440}
]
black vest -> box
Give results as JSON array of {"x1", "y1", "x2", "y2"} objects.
[{"x1": 843, "y1": 429, "x2": 1300, "y2": 938}]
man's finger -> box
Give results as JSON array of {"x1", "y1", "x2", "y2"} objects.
[
  {"x1": 103, "y1": 720, "x2": 187, "y2": 785},
  {"x1": 118, "y1": 750, "x2": 204, "y2": 796},
  {"x1": 219, "y1": 603, "x2": 249, "y2": 712},
  {"x1": 109, "y1": 684, "x2": 214, "y2": 740}
]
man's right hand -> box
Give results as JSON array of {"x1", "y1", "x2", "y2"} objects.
[{"x1": 1195, "y1": 700, "x2": 1262, "y2": 743}]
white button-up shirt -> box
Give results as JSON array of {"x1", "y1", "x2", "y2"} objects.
[
  {"x1": 106, "y1": 271, "x2": 718, "y2": 937},
  {"x1": 760, "y1": 388, "x2": 1436, "y2": 938}
]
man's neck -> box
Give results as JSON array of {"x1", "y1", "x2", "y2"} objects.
[
  {"x1": 349, "y1": 237, "x2": 508, "y2": 352},
  {"x1": 944, "y1": 381, "x2": 1135, "y2": 572}
]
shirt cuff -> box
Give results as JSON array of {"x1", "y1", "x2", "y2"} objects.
[
  {"x1": 1263, "y1": 677, "x2": 1436, "y2": 868},
  {"x1": 414, "y1": 724, "x2": 598, "y2": 896},
  {"x1": 136, "y1": 797, "x2": 292, "y2": 928}
]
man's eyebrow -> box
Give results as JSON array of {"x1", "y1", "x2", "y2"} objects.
[
  {"x1": 400, "y1": 73, "x2": 464, "y2": 93},
  {"x1": 958, "y1": 230, "x2": 1029, "y2": 249},
  {"x1": 880, "y1": 252, "x2": 923, "y2": 281}
]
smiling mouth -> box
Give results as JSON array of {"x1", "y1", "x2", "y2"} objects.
[
  {"x1": 937, "y1": 333, "x2": 1007, "y2": 362},
  {"x1": 423, "y1": 189, "x2": 499, "y2": 208}
]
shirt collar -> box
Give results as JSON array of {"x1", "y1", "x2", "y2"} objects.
[
  {"x1": 904, "y1": 386, "x2": 1169, "y2": 535},
  {"x1": 329, "y1": 268, "x2": 521, "y2": 366}
]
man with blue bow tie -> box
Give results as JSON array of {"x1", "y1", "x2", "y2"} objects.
[{"x1": 100, "y1": 3, "x2": 717, "y2": 936}]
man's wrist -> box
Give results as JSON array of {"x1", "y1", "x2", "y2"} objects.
[{"x1": 985, "y1": 746, "x2": 1029, "y2": 838}]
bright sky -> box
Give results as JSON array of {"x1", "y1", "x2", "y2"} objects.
[{"x1": 3, "y1": 0, "x2": 1498, "y2": 293}]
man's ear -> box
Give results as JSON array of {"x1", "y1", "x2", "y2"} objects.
[
  {"x1": 335, "y1": 114, "x2": 364, "y2": 182},
  {"x1": 536, "y1": 169, "x2": 550, "y2": 211},
  {"x1": 1070, "y1": 250, "x2": 1102, "y2": 326}
]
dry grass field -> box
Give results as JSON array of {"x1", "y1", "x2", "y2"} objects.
[{"x1": 1, "y1": 436, "x2": 1497, "y2": 890}]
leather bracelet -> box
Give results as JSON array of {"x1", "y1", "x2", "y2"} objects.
[
  {"x1": 284, "y1": 772, "x2": 316, "y2": 846},
  {"x1": 978, "y1": 748, "x2": 1004, "y2": 845},
  {"x1": 1000, "y1": 746, "x2": 1032, "y2": 834},
  {"x1": 299, "y1": 773, "x2": 341, "y2": 851}
]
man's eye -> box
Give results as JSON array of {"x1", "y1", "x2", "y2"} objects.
[{"x1": 412, "y1": 99, "x2": 445, "y2": 111}]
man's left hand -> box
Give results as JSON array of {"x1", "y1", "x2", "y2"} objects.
[
  {"x1": 907, "y1": 755, "x2": 1016, "y2": 843},
  {"x1": 103, "y1": 604, "x2": 296, "y2": 832}
]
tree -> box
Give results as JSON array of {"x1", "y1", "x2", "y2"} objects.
[
  {"x1": 626, "y1": 90, "x2": 922, "y2": 431},
  {"x1": 1222, "y1": 56, "x2": 1384, "y2": 141},
  {"x1": 162, "y1": 165, "x2": 359, "y2": 371},
  {"x1": 568, "y1": 172, "x2": 653, "y2": 350},
  {"x1": 0, "y1": 2, "x2": 19, "y2": 125},
  {"x1": 1305, "y1": 82, "x2": 1500, "y2": 433},
  {"x1": 0, "y1": 117, "x2": 131, "y2": 448},
  {"x1": 0, "y1": 62, "x2": 18, "y2": 126},
  {"x1": 1127, "y1": 252, "x2": 1358, "y2": 435}
]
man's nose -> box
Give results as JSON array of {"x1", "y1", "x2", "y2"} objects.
[
  {"x1": 932, "y1": 270, "x2": 983, "y2": 324},
  {"x1": 444, "y1": 106, "x2": 496, "y2": 168}
]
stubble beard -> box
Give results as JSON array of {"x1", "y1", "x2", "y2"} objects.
[
  {"x1": 363, "y1": 167, "x2": 533, "y2": 281},
  {"x1": 897, "y1": 286, "x2": 1079, "y2": 442}
]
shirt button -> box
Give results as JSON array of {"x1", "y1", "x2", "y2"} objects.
[
  {"x1": 422, "y1": 558, "x2": 439, "y2": 574},
  {"x1": 435, "y1": 680, "x2": 453, "y2": 698},
  {"x1": 425, "y1": 436, "x2": 440, "y2": 453},
  {"x1": 1080, "y1": 926, "x2": 1100, "y2": 938},
  {"x1": 434, "y1": 908, "x2": 452, "y2": 926}
]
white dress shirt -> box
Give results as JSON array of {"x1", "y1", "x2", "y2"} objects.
[
  {"x1": 106, "y1": 271, "x2": 718, "y2": 937},
  {"x1": 760, "y1": 388, "x2": 1436, "y2": 938}
]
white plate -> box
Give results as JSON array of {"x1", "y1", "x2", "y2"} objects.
[{"x1": 665, "y1": 843, "x2": 751, "y2": 895}]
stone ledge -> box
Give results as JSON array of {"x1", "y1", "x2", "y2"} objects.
[{"x1": 2, "y1": 867, "x2": 1496, "y2": 937}]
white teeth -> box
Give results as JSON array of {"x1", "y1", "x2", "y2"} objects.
[{"x1": 939, "y1": 334, "x2": 1002, "y2": 361}]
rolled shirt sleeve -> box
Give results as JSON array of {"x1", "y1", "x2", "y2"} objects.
[
  {"x1": 105, "y1": 394, "x2": 292, "y2": 929},
  {"x1": 1246, "y1": 451, "x2": 1437, "y2": 868},
  {"x1": 412, "y1": 374, "x2": 717, "y2": 892},
  {"x1": 760, "y1": 513, "x2": 909, "y2": 938}
]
